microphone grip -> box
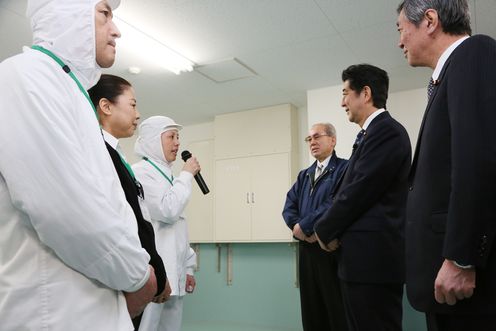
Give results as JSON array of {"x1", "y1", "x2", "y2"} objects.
[
  {"x1": 181, "y1": 150, "x2": 210, "y2": 195},
  {"x1": 194, "y1": 173, "x2": 210, "y2": 195}
]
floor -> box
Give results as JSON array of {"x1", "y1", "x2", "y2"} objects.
[{"x1": 182, "y1": 321, "x2": 301, "y2": 331}]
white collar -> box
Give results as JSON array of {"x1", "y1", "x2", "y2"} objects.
[
  {"x1": 102, "y1": 129, "x2": 119, "y2": 150},
  {"x1": 432, "y1": 36, "x2": 469, "y2": 81},
  {"x1": 317, "y1": 154, "x2": 332, "y2": 170},
  {"x1": 362, "y1": 108, "x2": 386, "y2": 130}
]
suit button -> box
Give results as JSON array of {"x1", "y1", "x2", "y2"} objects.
[{"x1": 409, "y1": 186, "x2": 413, "y2": 191}]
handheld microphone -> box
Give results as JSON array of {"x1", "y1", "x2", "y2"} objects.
[{"x1": 181, "y1": 150, "x2": 210, "y2": 195}]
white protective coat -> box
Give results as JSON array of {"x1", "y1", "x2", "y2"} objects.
[
  {"x1": 133, "y1": 117, "x2": 196, "y2": 331},
  {"x1": 0, "y1": 1, "x2": 151, "y2": 330}
]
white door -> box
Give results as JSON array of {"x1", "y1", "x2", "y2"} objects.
[{"x1": 214, "y1": 157, "x2": 251, "y2": 241}]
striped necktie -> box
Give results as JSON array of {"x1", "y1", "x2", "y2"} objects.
[{"x1": 315, "y1": 164, "x2": 323, "y2": 179}]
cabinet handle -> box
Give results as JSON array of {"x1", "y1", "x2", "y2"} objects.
[
  {"x1": 246, "y1": 192, "x2": 250, "y2": 204},
  {"x1": 251, "y1": 192, "x2": 255, "y2": 203}
]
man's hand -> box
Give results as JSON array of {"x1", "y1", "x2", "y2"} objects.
[
  {"x1": 305, "y1": 233, "x2": 317, "y2": 243},
  {"x1": 124, "y1": 265, "x2": 157, "y2": 318},
  {"x1": 434, "y1": 259, "x2": 476, "y2": 305},
  {"x1": 152, "y1": 279, "x2": 171, "y2": 304},
  {"x1": 292, "y1": 223, "x2": 307, "y2": 241},
  {"x1": 185, "y1": 274, "x2": 196, "y2": 293},
  {"x1": 315, "y1": 232, "x2": 340, "y2": 252}
]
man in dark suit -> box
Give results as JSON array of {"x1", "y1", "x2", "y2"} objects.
[
  {"x1": 396, "y1": 1, "x2": 496, "y2": 330},
  {"x1": 314, "y1": 64, "x2": 411, "y2": 331}
]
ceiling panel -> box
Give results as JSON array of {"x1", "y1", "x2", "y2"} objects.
[
  {"x1": 340, "y1": 20, "x2": 405, "y2": 71},
  {"x1": 314, "y1": 0, "x2": 399, "y2": 33},
  {"x1": 115, "y1": 0, "x2": 339, "y2": 64}
]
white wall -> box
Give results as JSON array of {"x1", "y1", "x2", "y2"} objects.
[{"x1": 307, "y1": 85, "x2": 427, "y2": 159}]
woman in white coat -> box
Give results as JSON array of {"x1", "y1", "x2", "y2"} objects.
[{"x1": 133, "y1": 116, "x2": 198, "y2": 331}]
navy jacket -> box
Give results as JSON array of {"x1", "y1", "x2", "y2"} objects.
[{"x1": 283, "y1": 151, "x2": 348, "y2": 236}]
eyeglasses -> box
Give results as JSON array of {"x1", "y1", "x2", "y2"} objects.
[{"x1": 304, "y1": 133, "x2": 331, "y2": 143}]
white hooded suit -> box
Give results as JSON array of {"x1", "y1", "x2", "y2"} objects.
[
  {"x1": 0, "y1": 1, "x2": 150, "y2": 330},
  {"x1": 133, "y1": 116, "x2": 197, "y2": 331}
]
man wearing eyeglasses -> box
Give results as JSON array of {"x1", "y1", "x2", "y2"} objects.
[{"x1": 282, "y1": 123, "x2": 348, "y2": 331}]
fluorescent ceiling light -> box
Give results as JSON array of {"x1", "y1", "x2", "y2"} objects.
[{"x1": 115, "y1": 17, "x2": 194, "y2": 75}]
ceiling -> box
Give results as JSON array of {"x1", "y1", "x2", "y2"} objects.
[{"x1": 1, "y1": 0, "x2": 495, "y2": 126}]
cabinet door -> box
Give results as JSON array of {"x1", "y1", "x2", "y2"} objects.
[
  {"x1": 250, "y1": 153, "x2": 293, "y2": 241},
  {"x1": 214, "y1": 104, "x2": 294, "y2": 159},
  {"x1": 185, "y1": 140, "x2": 214, "y2": 242},
  {"x1": 214, "y1": 157, "x2": 252, "y2": 241}
]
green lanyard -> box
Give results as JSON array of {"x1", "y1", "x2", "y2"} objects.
[
  {"x1": 143, "y1": 157, "x2": 174, "y2": 186},
  {"x1": 31, "y1": 45, "x2": 98, "y2": 120},
  {"x1": 117, "y1": 152, "x2": 137, "y2": 180}
]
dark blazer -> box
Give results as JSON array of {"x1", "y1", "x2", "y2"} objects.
[
  {"x1": 406, "y1": 35, "x2": 496, "y2": 314},
  {"x1": 314, "y1": 111, "x2": 411, "y2": 284},
  {"x1": 105, "y1": 142, "x2": 167, "y2": 296}
]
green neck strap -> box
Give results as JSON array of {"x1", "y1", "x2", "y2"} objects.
[
  {"x1": 143, "y1": 157, "x2": 174, "y2": 186},
  {"x1": 31, "y1": 45, "x2": 98, "y2": 120},
  {"x1": 117, "y1": 152, "x2": 137, "y2": 180}
]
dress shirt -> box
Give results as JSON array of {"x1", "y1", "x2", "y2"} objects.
[
  {"x1": 315, "y1": 154, "x2": 332, "y2": 180},
  {"x1": 432, "y1": 36, "x2": 469, "y2": 81},
  {"x1": 362, "y1": 108, "x2": 386, "y2": 131}
]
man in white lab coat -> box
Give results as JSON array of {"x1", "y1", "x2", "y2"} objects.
[
  {"x1": 0, "y1": 1, "x2": 157, "y2": 330},
  {"x1": 133, "y1": 116, "x2": 198, "y2": 331}
]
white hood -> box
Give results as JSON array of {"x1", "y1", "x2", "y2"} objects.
[
  {"x1": 135, "y1": 116, "x2": 183, "y2": 166},
  {"x1": 27, "y1": 0, "x2": 121, "y2": 89}
]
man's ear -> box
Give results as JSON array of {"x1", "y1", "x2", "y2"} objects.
[
  {"x1": 98, "y1": 98, "x2": 112, "y2": 116},
  {"x1": 362, "y1": 86, "x2": 372, "y2": 103},
  {"x1": 424, "y1": 8, "x2": 439, "y2": 34}
]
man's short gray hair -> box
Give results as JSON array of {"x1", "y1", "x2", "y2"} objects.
[
  {"x1": 313, "y1": 122, "x2": 336, "y2": 137},
  {"x1": 397, "y1": 0, "x2": 471, "y2": 36}
]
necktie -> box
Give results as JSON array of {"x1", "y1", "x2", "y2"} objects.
[
  {"x1": 352, "y1": 129, "x2": 366, "y2": 153},
  {"x1": 315, "y1": 164, "x2": 323, "y2": 179},
  {"x1": 427, "y1": 77, "x2": 435, "y2": 100}
]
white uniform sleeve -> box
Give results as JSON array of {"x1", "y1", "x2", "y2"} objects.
[
  {"x1": 0, "y1": 55, "x2": 150, "y2": 292},
  {"x1": 134, "y1": 164, "x2": 193, "y2": 224},
  {"x1": 185, "y1": 247, "x2": 197, "y2": 275}
]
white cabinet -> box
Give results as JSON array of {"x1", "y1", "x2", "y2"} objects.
[
  {"x1": 214, "y1": 153, "x2": 292, "y2": 242},
  {"x1": 182, "y1": 104, "x2": 297, "y2": 242},
  {"x1": 213, "y1": 104, "x2": 297, "y2": 242},
  {"x1": 214, "y1": 104, "x2": 296, "y2": 158},
  {"x1": 214, "y1": 157, "x2": 252, "y2": 241}
]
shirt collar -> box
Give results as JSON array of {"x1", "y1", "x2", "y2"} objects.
[
  {"x1": 362, "y1": 108, "x2": 386, "y2": 130},
  {"x1": 102, "y1": 129, "x2": 119, "y2": 150},
  {"x1": 432, "y1": 36, "x2": 469, "y2": 81},
  {"x1": 317, "y1": 153, "x2": 332, "y2": 170}
]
